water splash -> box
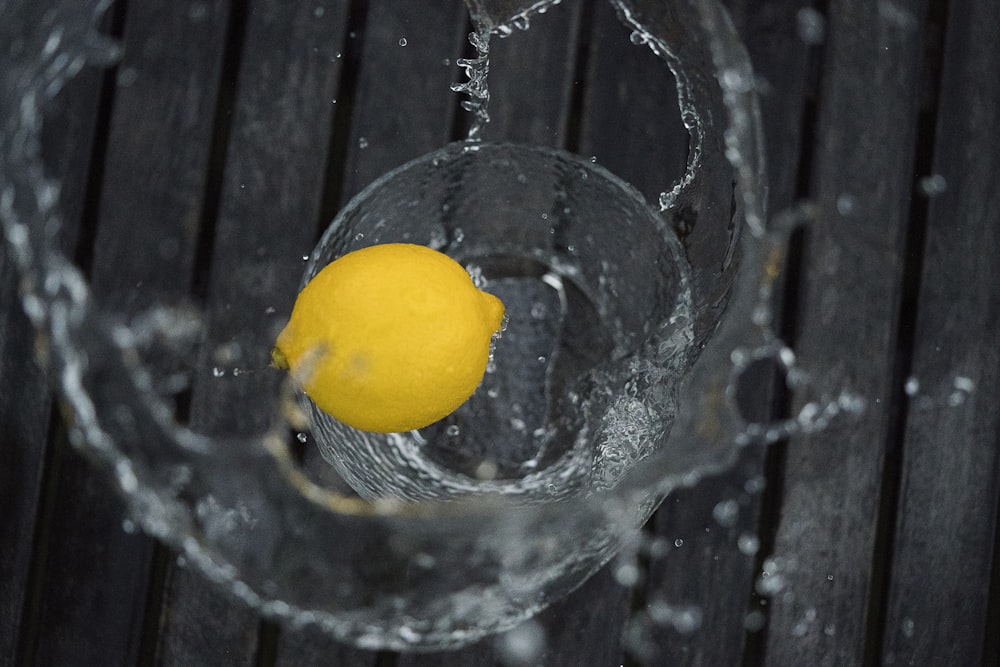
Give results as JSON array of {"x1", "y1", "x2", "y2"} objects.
[{"x1": 451, "y1": 30, "x2": 492, "y2": 141}]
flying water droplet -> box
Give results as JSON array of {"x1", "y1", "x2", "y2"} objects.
[{"x1": 796, "y1": 7, "x2": 827, "y2": 45}]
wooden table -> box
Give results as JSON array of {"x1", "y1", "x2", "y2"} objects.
[{"x1": 2, "y1": 0, "x2": 998, "y2": 665}]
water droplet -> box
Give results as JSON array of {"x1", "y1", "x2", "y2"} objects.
[
  {"x1": 713, "y1": 499, "x2": 740, "y2": 527},
  {"x1": 900, "y1": 617, "x2": 915, "y2": 638},
  {"x1": 836, "y1": 193, "x2": 857, "y2": 216},
  {"x1": 497, "y1": 619, "x2": 545, "y2": 665},
  {"x1": 738, "y1": 533, "x2": 760, "y2": 556},
  {"x1": 673, "y1": 538, "x2": 684, "y2": 548},
  {"x1": 953, "y1": 375, "x2": 975, "y2": 393},
  {"x1": 358, "y1": 137, "x2": 368, "y2": 149},
  {"x1": 744, "y1": 476, "x2": 766, "y2": 494},
  {"x1": 796, "y1": 7, "x2": 826, "y2": 45},
  {"x1": 475, "y1": 460, "x2": 498, "y2": 480},
  {"x1": 398, "y1": 37, "x2": 407, "y2": 47},
  {"x1": 745, "y1": 610, "x2": 766, "y2": 632},
  {"x1": 117, "y1": 67, "x2": 138, "y2": 87},
  {"x1": 904, "y1": 376, "x2": 920, "y2": 395},
  {"x1": 212, "y1": 367, "x2": 225, "y2": 377},
  {"x1": 412, "y1": 552, "x2": 436, "y2": 569},
  {"x1": 629, "y1": 30, "x2": 649, "y2": 45},
  {"x1": 188, "y1": 2, "x2": 208, "y2": 21},
  {"x1": 313, "y1": 6, "x2": 324, "y2": 18},
  {"x1": 614, "y1": 562, "x2": 640, "y2": 586},
  {"x1": 354, "y1": 232, "x2": 365, "y2": 241},
  {"x1": 296, "y1": 432, "x2": 308, "y2": 443},
  {"x1": 918, "y1": 173, "x2": 947, "y2": 196},
  {"x1": 121, "y1": 519, "x2": 137, "y2": 534},
  {"x1": 446, "y1": 424, "x2": 460, "y2": 436}
]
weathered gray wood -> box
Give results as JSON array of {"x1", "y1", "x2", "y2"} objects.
[
  {"x1": 576, "y1": 0, "x2": 688, "y2": 204},
  {"x1": 479, "y1": 0, "x2": 584, "y2": 147},
  {"x1": 150, "y1": 1, "x2": 350, "y2": 664},
  {"x1": 336, "y1": 0, "x2": 470, "y2": 205},
  {"x1": 636, "y1": 1, "x2": 816, "y2": 664},
  {"x1": 396, "y1": 566, "x2": 631, "y2": 667},
  {"x1": 762, "y1": 1, "x2": 929, "y2": 664},
  {"x1": 880, "y1": 0, "x2": 1000, "y2": 662},
  {"x1": 0, "y1": 60, "x2": 105, "y2": 663},
  {"x1": 273, "y1": 624, "x2": 382, "y2": 667},
  {"x1": 12, "y1": 2, "x2": 234, "y2": 664}
]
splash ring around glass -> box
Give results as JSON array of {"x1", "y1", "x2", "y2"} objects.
[{"x1": 0, "y1": 0, "x2": 799, "y2": 653}]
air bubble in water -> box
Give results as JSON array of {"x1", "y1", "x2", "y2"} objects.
[{"x1": 398, "y1": 37, "x2": 407, "y2": 47}]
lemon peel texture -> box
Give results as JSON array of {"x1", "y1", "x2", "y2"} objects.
[{"x1": 273, "y1": 243, "x2": 505, "y2": 433}]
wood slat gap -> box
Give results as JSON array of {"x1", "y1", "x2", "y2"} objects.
[
  {"x1": 314, "y1": 0, "x2": 372, "y2": 239},
  {"x1": 70, "y1": 0, "x2": 128, "y2": 278},
  {"x1": 136, "y1": 541, "x2": 172, "y2": 667},
  {"x1": 561, "y1": 0, "x2": 596, "y2": 154},
  {"x1": 188, "y1": 0, "x2": 252, "y2": 302},
  {"x1": 985, "y1": 452, "x2": 1000, "y2": 664},
  {"x1": 741, "y1": 2, "x2": 829, "y2": 659},
  {"x1": 14, "y1": 407, "x2": 70, "y2": 667},
  {"x1": 862, "y1": 1, "x2": 949, "y2": 663},
  {"x1": 447, "y1": 14, "x2": 476, "y2": 144}
]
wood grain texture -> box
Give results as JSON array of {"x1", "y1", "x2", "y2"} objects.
[
  {"x1": 150, "y1": 1, "x2": 350, "y2": 663},
  {"x1": 880, "y1": 0, "x2": 1000, "y2": 662},
  {"x1": 479, "y1": 0, "x2": 584, "y2": 147},
  {"x1": 336, "y1": 0, "x2": 469, "y2": 205},
  {"x1": 762, "y1": 0, "x2": 930, "y2": 664},
  {"x1": 576, "y1": 0, "x2": 688, "y2": 205},
  {"x1": 629, "y1": 2, "x2": 815, "y2": 665},
  {"x1": 18, "y1": 3, "x2": 234, "y2": 665},
  {"x1": 0, "y1": 63, "x2": 104, "y2": 663}
]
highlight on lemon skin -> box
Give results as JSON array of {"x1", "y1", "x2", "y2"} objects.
[{"x1": 272, "y1": 243, "x2": 505, "y2": 433}]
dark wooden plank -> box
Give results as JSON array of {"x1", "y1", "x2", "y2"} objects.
[
  {"x1": 389, "y1": 3, "x2": 635, "y2": 664},
  {"x1": 0, "y1": 60, "x2": 105, "y2": 663},
  {"x1": 255, "y1": 1, "x2": 474, "y2": 663},
  {"x1": 576, "y1": 0, "x2": 688, "y2": 204},
  {"x1": 880, "y1": 0, "x2": 1000, "y2": 662},
  {"x1": 762, "y1": 1, "x2": 929, "y2": 664},
  {"x1": 0, "y1": 56, "x2": 105, "y2": 660},
  {"x1": 635, "y1": 1, "x2": 816, "y2": 664},
  {"x1": 23, "y1": 2, "x2": 234, "y2": 665},
  {"x1": 273, "y1": 624, "x2": 382, "y2": 667},
  {"x1": 150, "y1": 1, "x2": 350, "y2": 664},
  {"x1": 396, "y1": 567, "x2": 630, "y2": 667},
  {"x1": 478, "y1": 0, "x2": 583, "y2": 147},
  {"x1": 337, "y1": 0, "x2": 470, "y2": 204}
]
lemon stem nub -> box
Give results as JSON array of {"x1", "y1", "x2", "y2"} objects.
[{"x1": 270, "y1": 346, "x2": 289, "y2": 370}]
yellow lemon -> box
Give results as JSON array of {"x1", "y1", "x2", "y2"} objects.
[{"x1": 272, "y1": 243, "x2": 505, "y2": 433}]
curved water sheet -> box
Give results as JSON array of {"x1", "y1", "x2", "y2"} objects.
[
  {"x1": 462, "y1": 0, "x2": 564, "y2": 35},
  {"x1": 0, "y1": 0, "x2": 855, "y2": 653}
]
